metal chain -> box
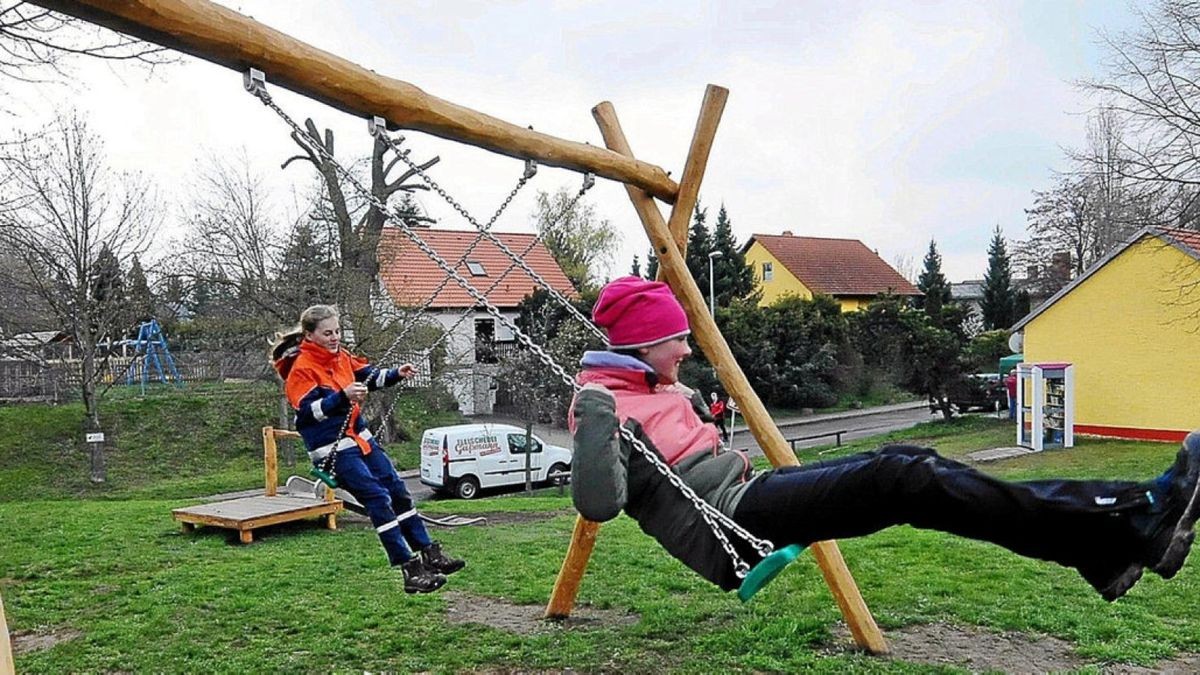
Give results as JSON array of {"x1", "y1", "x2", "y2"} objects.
[
  {"x1": 247, "y1": 74, "x2": 774, "y2": 573},
  {"x1": 373, "y1": 148, "x2": 536, "y2": 368},
  {"x1": 373, "y1": 128, "x2": 605, "y2": 343}
]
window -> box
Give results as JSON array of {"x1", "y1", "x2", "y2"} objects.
[
  {"x1": 507, "y1": 433, "x2": 543, "y2": 454},
  {"x1": 474, "y1": 318, "x2": 497, "y2": 364},
  {"x1": 762, "y1": 261, "x2": 774, "y2": 281},
  {"x1": 466, "y1": 260, "x2": 487, "y2": 276}
]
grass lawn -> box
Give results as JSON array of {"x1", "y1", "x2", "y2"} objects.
[{"x1": 1, "y1": 394, "x2": 1198, "y2": 672}]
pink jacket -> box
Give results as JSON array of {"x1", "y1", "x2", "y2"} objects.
[{"x1": 571, "y1": 366, "x2": 723, "y2": 466}]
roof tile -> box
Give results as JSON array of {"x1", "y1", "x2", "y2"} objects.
[{"x1": 377, "y1": 228, "x2": 576, "y2": 309}]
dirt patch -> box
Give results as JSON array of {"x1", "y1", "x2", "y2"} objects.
[
  {"x1": 11, "y1": 626, "x2": 83, "y2": 655},
  {"x1": 444, "y1": 592, "x2": 639, "y2": 636},
  {"x1": 829, "y1": 622, "x2": 1200, "y2": 673}
]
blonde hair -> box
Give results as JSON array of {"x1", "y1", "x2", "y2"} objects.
[{"x1": 269, "y1": 305, "x2": 340, "y2": 364}]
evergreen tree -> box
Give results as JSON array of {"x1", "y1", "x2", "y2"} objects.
[
  {"x1": 125, "y1": 255, "x2": 156, "y2": 328},
  {"x1": 90, "y1": 244, "x2": 126, "y2": 339},
  {"x1": 630, "y1": 254, "x2": 641, "y2": 278},
  {"x1": 916, "y1": 239, "x2": 952, "y2": 317},
  {"x1": 685, "y1": 202, "x2": 714, "y2": 293},
  {"x1": 277, "y1": 218, "x2": 333, "y2": 312},
  {"x1": 709, "y1": 203, "x2": 757, "y2": 305},
  {"x1": 644, "y1": 248, "x2": 659, "y2": 280},
  {"x1": 981, "y1": 226, "x2": 1016, "y2": 330}
]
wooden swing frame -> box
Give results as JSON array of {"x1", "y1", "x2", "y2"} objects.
[{"x1": 29, "y1": 0, "x2": 888, "y2": 655}]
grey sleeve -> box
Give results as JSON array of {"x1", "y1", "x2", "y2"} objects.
[{"x1": 570, "y1": 384, "x2": 629, "y2": 522}]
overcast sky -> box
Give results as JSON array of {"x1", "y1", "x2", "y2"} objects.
[{"x1": 7, "y1": 0, "x2": 1141, "y2": 283}]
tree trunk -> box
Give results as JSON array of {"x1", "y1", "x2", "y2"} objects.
[{"x1": 80, "y1": 349, "x2": 107, "y2": 483}]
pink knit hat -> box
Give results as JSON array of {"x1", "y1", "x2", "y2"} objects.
[{"x1": 593, "y1": 276, "x2": 691, "y2": 349}]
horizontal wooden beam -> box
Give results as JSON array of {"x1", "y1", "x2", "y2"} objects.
[{"x1": 30, "y1": 0, "x2": 680, "y2": 203}]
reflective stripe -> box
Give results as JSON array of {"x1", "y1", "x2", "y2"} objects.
[
  {"x1": 375, "y1": 369, "x2": 388, "y2": 388},
  {"x1": 376, "y1": 520, "x2": 399, "y2": 534},
  {"x1": 395, "y1": 509, "x2": 417, "y2": 522},
  {"x1": 307, "y1": 429, "x2": 376, "y2": 462},
  {"x1": 310, "y1": 400, "x2": 326, "y2": 422}
]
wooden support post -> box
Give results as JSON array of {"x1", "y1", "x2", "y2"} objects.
[
  {"x1": 262, "y1": 426, "x2": 279, "y2": 497},
  {"x1": 27, "y1": 0, "x2": 680, "y2": 203},
  {"x1": 545, "y1": 88, "x2": 728, "y2": 620},
  {"x1": 0, "y1": 591, "x2": 13, "y2": 675},
  {"x1": 544, "y1": 516, "x2": 601, "y2": 618},
  {"x1": 588, "y1": 99, "x2": 888, "y2": 655}
]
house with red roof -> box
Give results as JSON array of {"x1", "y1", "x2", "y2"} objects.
[
  {"x1": 376, "y1": 227, "x2": 576, "y2": 414},
  {"x1": 742, "y1": 232, "x2": 921, "y2": 311}
]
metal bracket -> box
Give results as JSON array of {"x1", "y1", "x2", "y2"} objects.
[
  {"x1": 369, "y1": 115, "x2": 388, "y2": 138},
  {"x1": 242, "y1": 68, "x2": 266, "y2": 96},
  {"x1": 582, "y1": 172, "x2": 595, "y2": 192},
  {"x1": 523, "y1": 159, "x2": 538, "y2": 180}
]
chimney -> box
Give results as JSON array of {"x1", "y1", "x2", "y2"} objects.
[
  {"x1": 781, "y1": 230, "x2": 793, "y2": 236},
  {"x1": 1027, "y1": 265, "x2": 1039, "y2": 281},
  {"x1": 1051, "y1": 251, "x2": 1071, "y2": 280}
]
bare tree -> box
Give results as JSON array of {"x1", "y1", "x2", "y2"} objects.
[
  {"x1": 0, "y1": 2, "x2": 171, "y2": 100},
  {"x1": 176, "y1": 151, "x2": 287, "y2": 323},
  {"x1": 283, "y1": 119, "x2": 435, "y2": 351},
  {"x1": 0, "y1": 114, "x2": 157, "y2": 482},
  {"x1": 1084, "y1": 2, "x2": 1200, "y2": 220}
]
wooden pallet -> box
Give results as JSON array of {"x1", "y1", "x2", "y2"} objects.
[{"x1": 172, "y1": 427, "x2": 342, "y2": 544}]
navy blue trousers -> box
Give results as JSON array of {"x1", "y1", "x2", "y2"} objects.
[
  {"x1": 332, "y1": 445, "x2": 432, "y2": 565},
  {"x1": 733, "y1": 445, "x2": 1149, "y2": 576}
]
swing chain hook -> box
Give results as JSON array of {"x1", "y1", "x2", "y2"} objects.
[{"x1": 243, "y1": 68, "x2": 269, "y2": 102}]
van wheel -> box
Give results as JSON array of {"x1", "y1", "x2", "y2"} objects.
[
  {"x1": 455, "y1": 476, "x2": 480, "y2": 500},
  {"x1": 547, "y1": 463, "x2": 569, "y2": 486}
]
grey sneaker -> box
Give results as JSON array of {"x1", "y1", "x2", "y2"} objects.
[
  {"x1": 421, "y1": 541, "x2": 466, "y2": 575},
  {"x1": 400, "y1": 557, "x2": 447, "y2": 594},
  {"x1": 1137, "y1": 431, "x2": 1200, "y2": 579}
]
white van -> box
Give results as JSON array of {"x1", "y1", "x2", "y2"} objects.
[{"x1": 419, "y1": 423, "x2": 573, "y2": 499}]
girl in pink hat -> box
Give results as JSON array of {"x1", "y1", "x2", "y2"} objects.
[{"x1": 569, "y1": 276, "x2": 1200, "y2": 601}]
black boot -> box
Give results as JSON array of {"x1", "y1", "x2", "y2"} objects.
[
  {"x1": 421, "y1": 541, "x2": 466, "y2": 575},
  {"x1": 400, "y1": 557, "x2": 446, "y2": 594},
  {"x1": 1134, "y1": 430, "x2": 1200, "y2": 579},
  {"x1": 1079, "y1": 560, "x2": 1144, "y2": 602}
]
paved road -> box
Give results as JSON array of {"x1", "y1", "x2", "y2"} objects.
[
  {"x1": 729, "y1": 404, "x2": 940, "y2": 458},
  {"x1": 404, "y1": 402, "x2": 938, "y2": 501}
]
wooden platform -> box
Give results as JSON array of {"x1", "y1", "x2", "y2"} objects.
[
  {"x1": 172, "y1": 426, "x2": 342, "y2": 544},
  {"x1": 173, "y1": 494, "x2": 342, "y2": 544}
]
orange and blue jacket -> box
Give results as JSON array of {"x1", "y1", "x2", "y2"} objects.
[{"x1": 275, "y1": 339, "x2": 404, "y2": 461}]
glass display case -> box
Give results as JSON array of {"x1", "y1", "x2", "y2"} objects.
[{"x1": 1016, "y1": 362, "x2": 1074, "y2": 451}]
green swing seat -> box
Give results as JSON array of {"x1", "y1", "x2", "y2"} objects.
[
  {"x1": 737, "y1": 543, "x2": 805, "y2": 602},
  {"x1": 310, "y1": 467, "x2": 338, "y2": 489}
]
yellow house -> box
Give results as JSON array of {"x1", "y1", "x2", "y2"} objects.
[
  {"x1": 742, "y1": 232, "x2": 921, "y2": 310},
  {"x1": 1012, "y1": 227, "x2": 1200, "y2": 442}
]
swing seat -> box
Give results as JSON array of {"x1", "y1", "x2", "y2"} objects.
[
  {"x1": 311, "y1": 467, "x2": 338, "y2": 489},
  {"x1": 737, "y1": 543, "x2": 804, "y2": 602}
]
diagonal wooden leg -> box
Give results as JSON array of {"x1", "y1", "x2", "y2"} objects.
[
  {"x1": 544, "y1": 516, "x2": 601, "y2": 618},
  {"x1": 544, "y1": 87, "x2": 730, "y2": 620},
  {"x1": 589, "y1": 91, "x2": 888, "y2": 655}
]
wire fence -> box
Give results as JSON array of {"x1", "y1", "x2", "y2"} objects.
[{"x1": 0, "y1": 350, "x2": 432, "y2": 403}]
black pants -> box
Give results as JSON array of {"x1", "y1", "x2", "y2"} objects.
[{"x1": 732, "y1": 445, "x2": 1150, "y2": 575}]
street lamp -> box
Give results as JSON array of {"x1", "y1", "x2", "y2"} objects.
[{"x1": 707, "y1": 251, "x2": 724, "y2": 318}]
